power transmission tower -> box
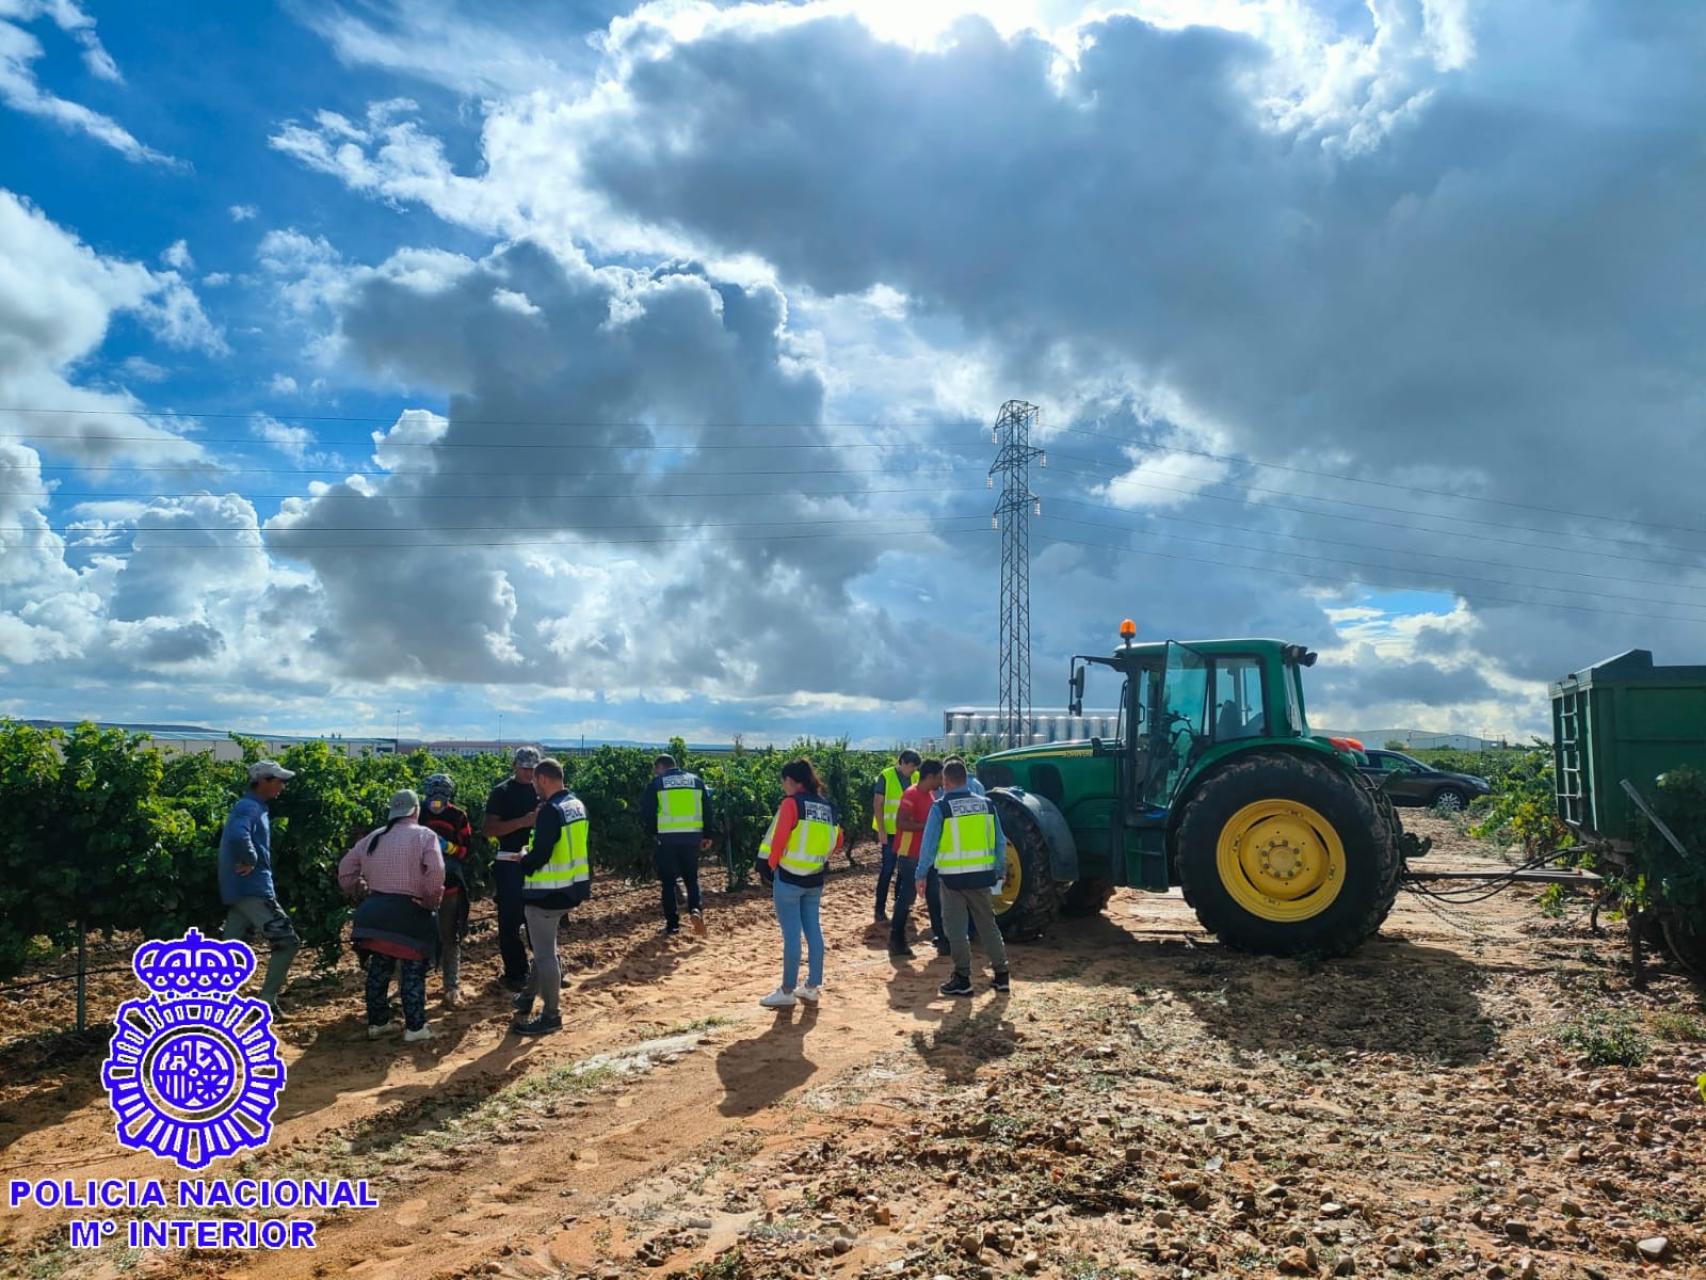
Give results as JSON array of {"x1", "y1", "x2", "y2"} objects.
[{"x1": 989, "y1": 400, "x2": 1045, "y2": 748}]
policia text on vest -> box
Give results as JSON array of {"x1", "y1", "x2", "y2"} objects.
[{"x1": 644, "y1": 761, "x2": 712, "y2": 935}]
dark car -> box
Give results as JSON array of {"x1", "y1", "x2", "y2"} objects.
[{"x1": 1359, "y1": 749, "x2": 1491, "y2": 812}]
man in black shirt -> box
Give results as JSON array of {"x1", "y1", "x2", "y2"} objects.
[{"x1": 484, "y1": 746, "x2": 541, "y2": 991}]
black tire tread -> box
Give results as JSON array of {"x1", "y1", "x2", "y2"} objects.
[
  {"x1": 1061, "y1": 878, "x2": 1117, "y2": 918},
  {"x1": 1175, "y1": 751, "x2": 1401, "y2": 958},
  {"x1": 989, "y1": 792, "x2": 1060, "y2": 941}
]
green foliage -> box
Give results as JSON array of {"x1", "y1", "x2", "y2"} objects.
[
  {"x1": 1649, "y1": 1010, "x2": 1705, "y2": 1044},
  {"x1": 1557, "y1": 1008, "x2": 1650, "y2": 1067},
  {"x1": 1632, "y1": 767, "x2": 1706, "y2": 919},
  {"x1": 0, "y1": 720, "x2": 906, "y2": 978},
  {"x1": 1405, "y1": 747, "x2": 1575, "y2": 857}
]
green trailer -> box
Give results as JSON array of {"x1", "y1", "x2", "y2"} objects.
[
  {"x1": 1552, "y1": 649, "x2": 1706, "y2": 846},
  {"x1": 1551, "y1": 649, "x2": 1706, "y2": 975}
]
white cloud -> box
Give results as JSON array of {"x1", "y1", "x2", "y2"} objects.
[
  {"x1": 251, "y1": 413, "x2": 316, "y2": 462},
  {"x1": 161, "y1": 239, "x2": 194, "y2": 271},
  {"x1": 268, "y1": 373, "x2": 300, "y2": 395},
  {"x1": 201, "y1": 271, "x2": 231, "y2": 287},
  {"x1": 229, "y1": 203, "x2": 258, "y2": 222},
  {"x1": 0, "y1": 189, "x2": 211, "y2": 467},
  {"x1": 119, "y1": 355, "x2": 167, "y2": 382},
  {"x1": 0, "y1": 1, "x2": 174, "y2": 163}
]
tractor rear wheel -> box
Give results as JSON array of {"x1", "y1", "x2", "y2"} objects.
[
  {"x1": 1660, "y1": 911, "x2": 1706, "y2": 979},
  {"x1": 1175, "y1": 752, "x2": 1401, "y2": 957},
  {"x1": 989, "y1": 792, "x2": 1060, "y2": 941}
]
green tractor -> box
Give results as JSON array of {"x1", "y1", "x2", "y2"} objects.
[{"x1": 977, "y1": 627, "x2": 1424, "y2": 956}]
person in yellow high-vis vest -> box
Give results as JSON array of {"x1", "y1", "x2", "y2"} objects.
[
  {"x1": 871, "y1": 751, "x2": 921, "y2": 925},
  {"x1": 512, "y1": 758, "x2": 590, "y2": 1036},
  {"x1": 644, "y1": 754, "x2": 714, "y2": 938},
  {"x1": 758, "y1": 759, "x2": 844, "y2": 1009},
  {"x1": 916, "y1": 760, "x2": 1009, "y2": 997}
]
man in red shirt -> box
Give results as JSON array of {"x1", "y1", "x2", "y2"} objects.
[
  {"x1": 419, "y1": 773, "x2": 474, "y2": 1008},
  {"x1": 888, "y1": 758, "x2": 943, "y2": 958}
]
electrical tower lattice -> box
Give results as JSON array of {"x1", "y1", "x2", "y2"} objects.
[{"x1": 989, "y1": 400, "x2": 1044, "y2": 749}]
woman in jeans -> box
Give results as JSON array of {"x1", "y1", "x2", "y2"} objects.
[
  {"x1": 758, "y1": 759, "x2": 843, "y2": 1009},
  {"x1": 338, "y1": 790, "x2": 445, "y2": 1043}
]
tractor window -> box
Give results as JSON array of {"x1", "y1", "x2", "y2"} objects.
[
  {"x1": 1211, "y1": 658, "x2": 1266, "y2": 740},
  {"x1": 1285, "y1": 664, "x2": 1305, "y2": 734},
  {"x1": 1145, "y1": 642, "x2": 1209, "y2": 805}
]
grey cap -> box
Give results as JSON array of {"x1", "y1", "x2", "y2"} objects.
[
  {"x1": 386, "y1": 789, "x2": 420, "y2": 820},
  {"x1": 512, "y1": 746, "x2": 541, "y2": 768},
  {"x1": 248, "y1": 760, "x2": 295, "y2": 783}
]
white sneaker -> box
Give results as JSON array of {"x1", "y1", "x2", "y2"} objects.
[
  {"x1": 759, "y1": 988, "x2": 798, "y2": 1009},
  {"x1": 366, "y1": 1022, "x2": 397, "y2": 1039},
  {"x1": 442, "y1": 988, "x2": 462, "y2": 1009},
  {"x1": 795, "y1": 985, "x2": 821, "y2": 1003},
  {"x1": 403, "y1": 1025, "x2": 435, "y2": 1043}
]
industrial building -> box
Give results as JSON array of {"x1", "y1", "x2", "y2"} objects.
[{"x1": 936, "y1": 707, "x2": 1123, "y2": 751}]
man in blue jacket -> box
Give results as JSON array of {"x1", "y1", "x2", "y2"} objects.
[
  {"x1": 916, "y1": 760, "x2": 1010, "y2": 997},
  {"x1": 219, "y1": 760, "x2": 301, "y2": 1016}
]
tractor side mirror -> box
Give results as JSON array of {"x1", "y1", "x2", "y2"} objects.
[{"x1": 1069, "y1": 665, "x2": 1086, "y2": 717}]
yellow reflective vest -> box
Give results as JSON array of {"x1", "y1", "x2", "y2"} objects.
[
  {"x1": 872, "y1": 765, "x2": 910, "y2": 836},
  {"x1": 524, "y1": 790, "x2": 590, "y2": 902}
]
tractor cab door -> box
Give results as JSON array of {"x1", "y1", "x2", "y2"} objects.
[{"x1": 1143, "y1": 642, "x2": 1210, "y2": 808}]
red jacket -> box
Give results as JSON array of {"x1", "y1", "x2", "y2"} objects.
[{"x1": 420, "y1": 801, "x2": 473, "y2": 889}]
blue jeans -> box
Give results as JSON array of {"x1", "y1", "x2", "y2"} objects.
[
  {"x1": 875, "y1": 837, "x2": 897, "y2": 918},
  {"x1": 772, "y1": 878, "x2": 824, "y2": 992}
]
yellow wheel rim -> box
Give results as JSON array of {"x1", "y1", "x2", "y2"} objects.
[
  {"x1": 1214, "y1": 799, "x2": 1346, "y2": 923},
  {"x1": 991, "y1": 840, "x2": 1023, "y2": 914}
]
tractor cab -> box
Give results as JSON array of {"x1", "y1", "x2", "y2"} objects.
[
  {"x1": 977, "y1": 625, "x2": 1403, "y2": 957},
  {"x1": 1067, "y1": 629, "x2": 1321, "y2": 818}
]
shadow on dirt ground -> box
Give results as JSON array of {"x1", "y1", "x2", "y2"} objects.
[
  {"x1": 714, "y1": 1004, "x2": 819, "y2": 1116},
  {"x1": 1023, "y1": 916, "x2": 1498, "y2": 1065},
  {"x1": 0, "y1": 1027, "x2": 110, "y2": 1155},
  {"x1": 908, "y1": 992, "x2": 1018, "y2": 1085}
]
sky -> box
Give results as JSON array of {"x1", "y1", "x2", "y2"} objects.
[{"x1": 1, "y1": 0, "x2": 1702, "y2": 747}]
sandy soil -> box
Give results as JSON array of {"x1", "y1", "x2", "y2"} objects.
[{"x1": 1, "y1": 816, "x2": 1700, "y2": 1280}]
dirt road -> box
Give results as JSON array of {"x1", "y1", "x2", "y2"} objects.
[{"x1": 2, "y1": 817, "x2": 1701, "y2": 1279}]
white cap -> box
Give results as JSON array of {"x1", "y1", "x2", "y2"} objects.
[{"x1": 248, "y1": 760, "x2": 295, "y2": 782}]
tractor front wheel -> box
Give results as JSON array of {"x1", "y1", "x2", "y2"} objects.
[
  {"x1": 1175, "y1": 753, "x2": 1400, "y2": 957},
  {"x1": 989, "y1": 792, "x2": 1060, "y2": 941}
]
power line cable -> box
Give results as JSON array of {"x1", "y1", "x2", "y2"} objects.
[
  {"x1": 1045, "y1": 496, "x2": 1706, "y2": 599},
  {"x1": 5, "y1": 405, "x2": 1700, "y2": 534},
  {"x1": 1035, "y1": 513, "x2": 1706, "y2": 615},
  {"x1": 1038, "y1": 453, "x2": 1705, "y2": 561},
  {"x1": 1030, "y1": 525, "x2": 1706, "y2": 625}
]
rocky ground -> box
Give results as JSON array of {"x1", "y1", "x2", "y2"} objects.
[{"x1": 0, "y1": 815, "x2": 1701, "y2": 1280}]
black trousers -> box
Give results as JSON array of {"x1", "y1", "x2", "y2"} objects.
[
  {"x1": 656, "y1": 843, "x2": 703, "y2": 928},
  {"x1": 492, "y1": 859, "x2": 530, "y2": 983},
  {"x1": 889, "y1": 856, "x2": 918, "y2": 949}
]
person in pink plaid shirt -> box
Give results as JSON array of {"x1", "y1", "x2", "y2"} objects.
[{"x1": 339, "y1": 790, "x2": 445, "y2": 1043}]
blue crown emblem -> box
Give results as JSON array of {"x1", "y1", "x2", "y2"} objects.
[
  {"x1": 102, "y1": 928, "x2": 285, "y2": 1170},
  {"x1": 133, "y1": 929, "x2": 255, "y2": 994}
]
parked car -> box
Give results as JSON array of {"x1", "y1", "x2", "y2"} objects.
[{"x1": 1359, "y1": 749, "x2": 1491, "y2": 812}]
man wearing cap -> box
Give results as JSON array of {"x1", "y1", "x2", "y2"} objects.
[
  {"x1": 220, "y1": 760, "x2": 301, "y2": 1015},
  {"x1": 484, "y1": 748, "x2": 541, "y2": 992}
]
